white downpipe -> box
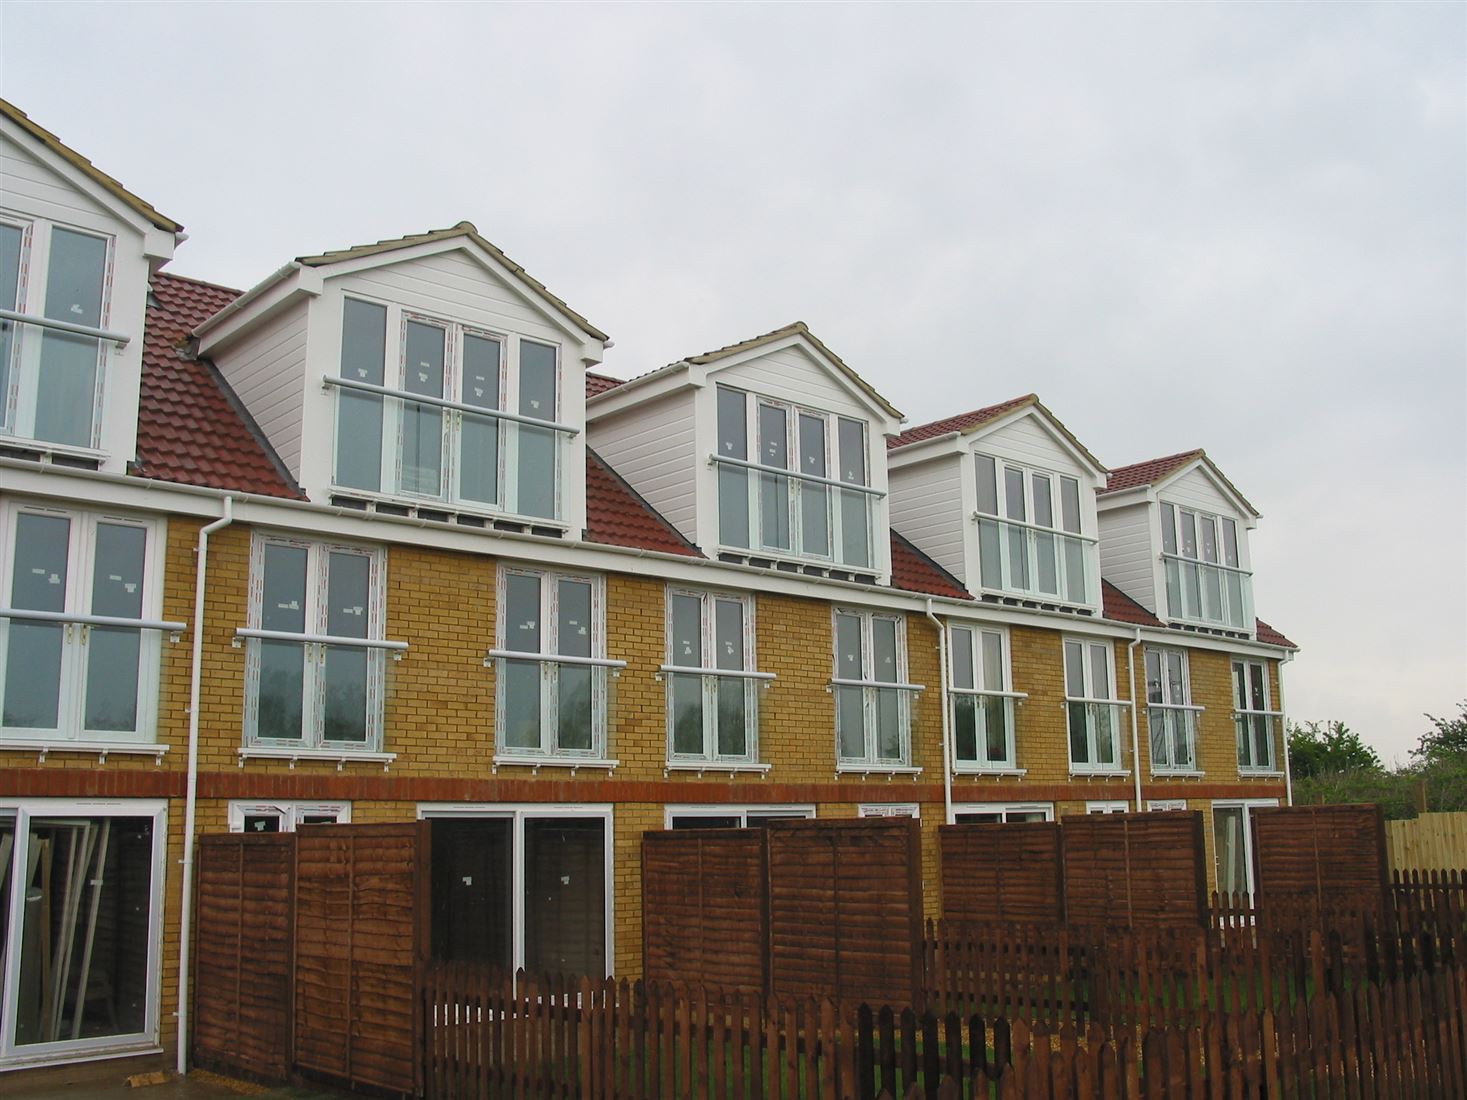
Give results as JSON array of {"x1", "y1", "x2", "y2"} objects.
[
  {"x1": 1280, "y1": 650, "x2": 1296, "y2": 806},
  {"x1": 176, "y1": 497, "x2": 233, "y2": 1075},
  {"x1": 925, "y1": 599, "x2": 953, "y2": 825},
  {"x1": 1128, "y1": 628, "x2": 1144, "y2": 812}
]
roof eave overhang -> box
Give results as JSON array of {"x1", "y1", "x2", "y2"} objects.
[
  {"x1": 586, "y1": 362, "x2": 696, "y2": 420},
  {"x1": 194, "y1": 262, "x2": 321, "y2": 354}
]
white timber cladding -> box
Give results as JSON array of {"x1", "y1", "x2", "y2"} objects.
[
  {"x1": 0, "y1": 122, "x2": 171, "y2": 475},
  {"x1": 210, "y1": 301, "x2": 309, "y2": 479},
  {"x1": 586, "y1": 388, "x2": 698, "y2": 542},
  {"x1": 978, "y1": 412, "x2": 1085, "y2": 475},
  {"x1": 1163, "y1": 467, "x2": 1256, "y2": 548},
  {"x1": 887, "y1": 453, "x2": 967, "y2": 583},
  {"x1": 719, "y1": 343, "x2": 871, "y2": 421},
  {"x1": 1097, "y1": 499, "x2": 1157, "y2": 612}
]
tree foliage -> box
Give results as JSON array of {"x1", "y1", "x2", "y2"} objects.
[{"x1": 1287, "y1": 720, "x2": 1381, "y2": 780}]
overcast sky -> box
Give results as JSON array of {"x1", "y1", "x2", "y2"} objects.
[{"x1": 4, "y1": 2, "x2": 1463, "y2": 762}]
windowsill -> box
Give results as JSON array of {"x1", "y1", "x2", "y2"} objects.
[
  {"x1": 1152, "y1": 769, "x2": 1205, "y2": 779},
  {"x1": 1238, "y1": 768, "x2": 1286, "y2": 779},
  {"x1": 972, "y1": 585, "x2": 1098, "y2": 615},
  {"x1": 1069, "y1": 768, "x2": 1132, "y2": 780},
  {"x1": 238, "y1": 746, "x2": 396, "y2": 771},
  {"x1": 0, "y1": 1040, "x2": 164, "y2": 1073},
  {"x1": 836, "y1": 763, "x2": 922, "y2": 780},
  {"x1": 327, "y1": 485, "x2": 570, "y2": 532},
  {"x1": 714, "y1": 545, "x2": 879, "y2": 581},
  {"x1": 492, "y1": 755, "x2": 618, "y2": 775},
  {"x1": 0, "y1": 739, "x2": 169, "y2": 765},
  {"x1": 664, "y1": 760, "x2": 772, "y2": 778},
  {"x1": 954, "y1": 766, "x2": 1027, "y2": 778},
  {"x1": 0, "y1": 434, "x2": 108, "y2": 464}
]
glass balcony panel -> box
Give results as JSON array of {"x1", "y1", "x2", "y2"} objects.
[
  {"x1": 954, "y1": 696, "x2": 978, "y2": 763},
  {"x1": 1067, "y1": 701, "x2": 1130, "y2": 771},
  {"x1": 514, "y1": 423, "x2": 558, "y2": 519},
  {"x1": 1148, "y1": 706, "x2": 1196, "y2": 771},
  {"x1": 1034, "y1": 530, "x2": 1059, "y2": 595},
  {"x1": 34, "y1": 330, "x2": 101, "y2": 447},
  {"x1": 670, "y1": 672, "x2": 703, "y2": 755},
  {"x1": 556, "y1": 664, "x2": 594, "y2": 752},
  {"x1": 952, "y1": 695, "x2": 1015, "y2": 770},
  {"x1": 836, "y1": 684, "x2": 865, "y2": 759},
  {"x1": 839, "y1": 488, "x2": 871, "y2": 568},
  {"x1": 256, "y1": 638, "x2": 306, "y2": 741},
  {"x1": 718, "y1": 465, "x2": 751, "y2": 548},
  {"x1": 977, "y1": 518, "x2": 1097, "y2": 605},
  {"x1": 977, "y1": 518, "x2": 1003, "y2": 589},
  {"x1": 715, "y1": 459, "x2": 877, "y2": 569},
  {"x1": 715, "y1": 677, "x2": 749, "y2": 758},
  {"x1": 759, "y1": 471, "x2": 791, "y2": 551},
  {"x1": 458, "y1": 408, "x2": 500, "y2": 506},
  {"x1": 1235, "y1": 712, "x2": 1277, "y2": 770},
  {"x1": 501, "y1": 658, "x2": 542, "y2": 750},
  {"x1": 322, "y1": 644, "x2": 371, "y2": 744},
  {"x1": 801, "y1": 482, "x2": 830, "y2": 558},
  {"x1": 875, "y1": 688, "x2": 902, "y2": 760},
  {"x1": 1164, "y1": 555, "x2": 1254, "y2": 630}
]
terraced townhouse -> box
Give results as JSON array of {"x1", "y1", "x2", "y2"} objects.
[{"x1": 0, "y1": 98, "x2": 1296, "y2": 1077}]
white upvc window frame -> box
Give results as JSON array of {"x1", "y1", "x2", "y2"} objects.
[
  {"x1": 1145, "y1": 646, "x2": 1203, "y2": 775},
  {"x1": 327, "y1": 294, "x2": 571, "y2": 524},
  {"x1": 0, "y1": 798, "x2": 168, "y2": 1069},
  {"x1": 492, "y1": 566, "x2": 619, "y2": 765},
  {"x1": 226, "y1": 800, "x2": 352, "y2": 833},
  {"x1": 712, "y1": 384, "x2": 879, "y2": 572},
  {"x1": 948, "y1": 622, "x2": 1025, "y2": 774},
  {"x1": 831, "y1": 607, "x2": 920, "y2": 772},
  {"x1": 1231, "y1": 657, "x2": 1282, "y2": 774},
  {"x1": 0, "y1": 500, "x2": 169, "y2": 746},
  {"x1": 1211, "y1": 797, "x2": 1280, "y2": 900},
  {"x1": 952, "y1": 801, "x2": 1055, "y2": 824},
  {"x1": 240, "y1": 532, "x2": 392, "y2": 754},
  {"x1": 1062, "y1": 636, "x2": 1129, "y2": 775},
  {"x1": 0, "y1": 211, "x2": 119, "y2": 457},
  {"x1": 417, "y1": 802, "x2": 614, "y2": 978},
  {"x1": 661, "y1": 587, "x2": 765, "y2": 768},
  {"x1": 972, "y1": 451, "x2": 1096, "y2": 607},
  {"x1": 664, "y1": 804, "x2": 815, "y2": 829},
  {"x1": 1148, "y1": 799, "x2": 1188, "y2": 812},
  {"x1": 1158, "y1": 500, "x2": 1252, "y2": 631},
  {"x1": 859, "y1": 803, "x2": 920, "y2": 819},
  {"x1": 1085, "y1": 800, "x2": 1130, "y2": 814}
]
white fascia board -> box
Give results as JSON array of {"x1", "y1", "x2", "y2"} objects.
[
  {"x1": 965, "y1": 406, "x2": 1107, "y2": 482},
  {"x1": 586, "y1": 363, "x2": 697, "y2": 420},
  {"x1": 1153, "y1": 458, "x2": 1260, "y2": 523},
  {"x1": 2, "y1": 460, "x2": 1294, "y2": 656},
  {"x1": 194, "y1": 263, "x2": 322, "y2": 354},
  {"x1": 0, "y1": 116, "x2": 175, "y2": 254},
  {"x1": 887, "y1": 432, "x2": 969, "y2": 470},
  {"x1": 316, "y1": 237, "x2": 605, "y2": 363},
  {"x1": 1095, "y1": 486, "x2": 1153, "y2": 512},
  {"x1": 703, "y1": 333, "x2": 901, "y2": 432}
]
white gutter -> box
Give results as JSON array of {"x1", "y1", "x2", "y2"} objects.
[
  {"x1": 924, "y1": 599, "x2": 953, "y2": 825},
  {"x1": 1128, "y1": 628, "x2": 1144, "y2": 812},
  {"x1": 176, "y1": 496, "x2": 234, "y2": 1075},
  {"x1": 1280, "y1": 649, "x2": 1296, "y2": 806}
]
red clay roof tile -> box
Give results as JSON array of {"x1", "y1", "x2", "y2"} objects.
[
  {"x1": 889, "y1": 532, "x2": 972, "y2": 601},
  {"x1": 136, "y1": 273, "x2": 302, "y2": 499},
  {"x1": 1101, "y1": 450, "x2": 1204, "y2": 494},
  {"x1": 1255, "y1": 619, "x2": 1297, "y2": 649},
  {"x1": 1100, "y1": 581, "x2": 1163, "y2": 627},
  {"x1": 585, "y1": 372, "x2": 623, "y2": 398},
  {"x1": 888, "y1": 395, "x2": 1038, "y2": 450},
  {"x1": 585, "y1": 450, "x2": 701, "y2": 557}
]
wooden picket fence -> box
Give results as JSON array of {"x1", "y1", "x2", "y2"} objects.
[{"x1": 421, "y1": 938, "x2": 1467, "y2": 1097}]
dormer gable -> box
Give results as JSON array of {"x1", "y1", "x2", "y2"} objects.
[
  {"x1": 587, "y1": 322, "x2": 902, "y2": 583},
  {"x1": 193, "y1": 222, "x2": 606, "y2": 536},
  {"x1": 886, "y1": 395, "x2": 1107, "y2": 614},
  {"x1": 0, "y1": 99, "x2": 180, "y2": 473},
  {"x1": 1096, "y1": 449, "x2": 1258, "y2": 637}
]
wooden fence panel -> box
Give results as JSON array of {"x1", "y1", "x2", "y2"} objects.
[
  {"x1": 1061, "y1": 811, "x2": 1207, "y2": 928},
  {"x1": 767, "y1": 817, "x2": 924, "y2": 1007},
  {"x1": 1388, "y1": 811, "x2": 1467, "y2": 872},
  {"x1": 192, "y1": 833, "x2": 294, "y2": 1082},
  {"x1": 1253, "y1": 804, "x2": 1388, "y2": 923},
  {"x1": 938, "y1": 821, "x2": 1063, "y2": 924},
  {"x1": 294, "y1": 822, "x2": 426, "y2": 1097},
  {"x1": 642, "y1": 828, "x2": 766, "y2": 993}
]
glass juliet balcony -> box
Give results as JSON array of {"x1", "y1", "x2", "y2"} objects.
[
  {"x1": 951, "y1": 690, "x2": 1022, "y2": 772},
  {"x1": 974, "y1": 515, "x2": 1098, "y2": 606},
  {"x1": 714, "y1": 456, "x2": 879, "y2": 570},
  {"x1": 1235, "y1": 709, "x2": 1281, "y2": 772},
  {"x1": 0, "y1": 310, "x2": 129, "y2": 452},
  {"x1": 1065, "y1": 699, "x2": 1131, "y2": 773},
  {"x1": 1147, "y1": 703, "x2": 1201, "y2": 773},
  {"x1": 660, "y1": 665, "x2": 773, "y2": 766},
  {"x1": 1163, "y1": 554, "x2": 1254, "y2": 631},
  {"x1": 489, "y1": 650, "x2": 626, "y2": 762},
  {"x1": 327, "y1": 377, "x2": 574, "y2": 522}
]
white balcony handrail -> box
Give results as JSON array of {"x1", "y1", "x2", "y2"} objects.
[
  {"x1": 324, "y1": 375, "x2": 579, "y2": 436},
  {"x1": 1159, "y1": 551, "x2": 1253, "y2": 578},
  {"x1": 829, "y1": 677, "x2": 926, "y2": 692},
  {"x1": 1233, "y1": 708, "x2": 1284, "y2": 718},
  {"x1": 1, "y1": 607, "x2": 186, "y2": 633},
  {"x1": 1063, "y1": 696, "x2": 1132, "y2": 708},
  {"x1": 657, "y1": 663, "x2": 776, "y2": 681},
  {"x1": 970, "y1": 511, "x2": 1098, "y2": 544},
  {"x1": 949, "y1": 687, "x2": 1028, "y2": 700},
  {"x1": 710, "y1": 454, "x2": 885, "y2": 497},
  {"x1": 1147, "y1": 701, "x2": 1206, "y2": 713},
  {"x1": 235, "y1": 627, "x2": 409, "y2": 651},
  {"x1": 0, "y1": 308, "x2": 130, "y2": 346},
  {"x1": 487, "y1": 649, "x2": 627, "y2": 669}
]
